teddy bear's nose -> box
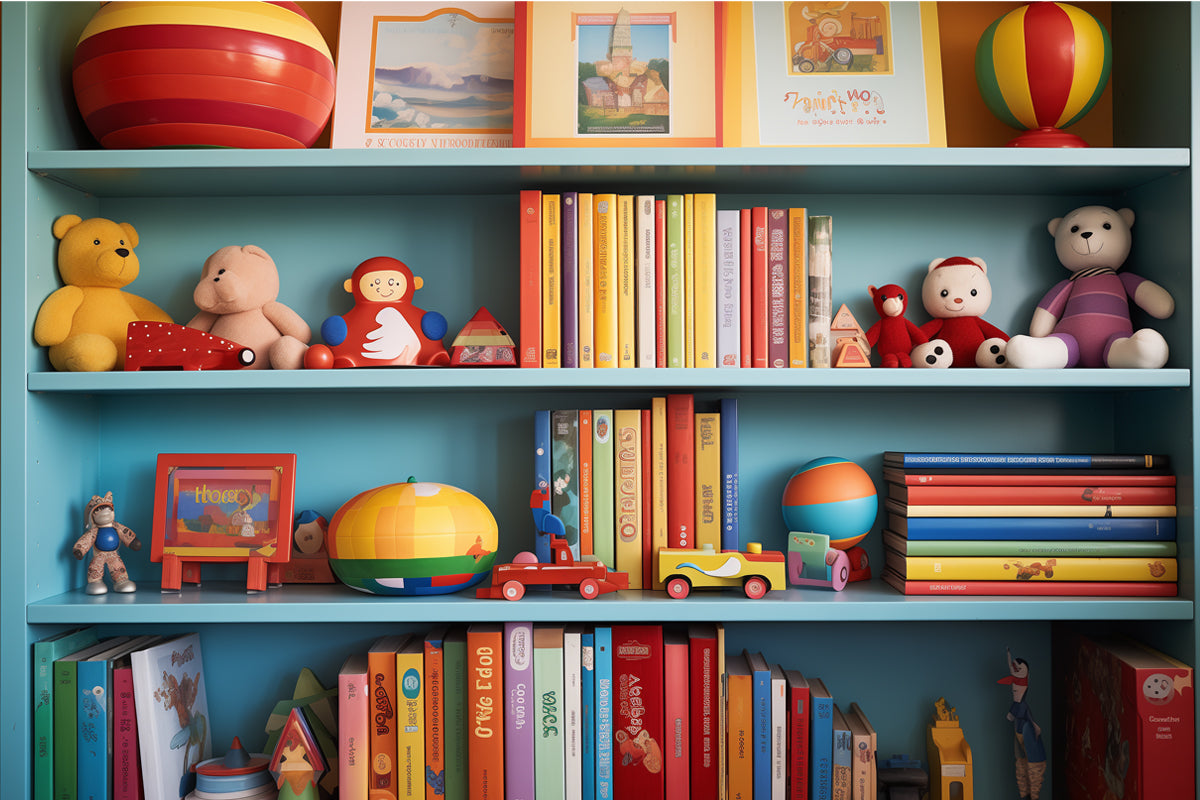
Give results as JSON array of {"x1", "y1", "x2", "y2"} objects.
[
  {"x1": 115, "y1": 248, "x2": 129, "y2": 257},
  {"x1": 1081, "y1": 231, "x2": 1092, "y2": 239}
]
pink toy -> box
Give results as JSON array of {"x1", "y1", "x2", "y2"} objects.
[
  {"x1": 911, "y1": 257, "x2": 1009, "y2": 368},
  {"x1": 305, "y1": 256, "x2": 450, "y2": 368},
  {"x1": 187, "y1": 245, "x2": 310, "y2": 369},
  {"x1": 1007, "y1": 206, "x2": 1174, "y2": 369},
  {"x1": 865, "y1": 284, "x2": 928, "y2": 367}
]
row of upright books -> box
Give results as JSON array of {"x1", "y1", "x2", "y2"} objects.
[
  {"x1": 537, "y1": 394, "x2": 738, "y2": 589},
  {"x1": 35, "y1": 630, "x2": 212, "y2": 800},
  {"x1": 519, "y1": 189, "x2": 834, "y2": 370},
  {"x1": 343, "y1": 622, "x2": 881, "y2": 800},
  {"x1": 879, "y1": 451, "x2": 1178, "y2": 596}
]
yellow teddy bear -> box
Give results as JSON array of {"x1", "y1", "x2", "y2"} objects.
[{"x1": 34, "y1": 215, "x2": 173, "y2": 371}]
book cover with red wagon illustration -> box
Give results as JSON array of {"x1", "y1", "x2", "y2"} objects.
[
  {"x1": 1054, "y1": 630, "x2": 1195, "y2": 800},
  {"x1": 611, "y1": 625, "x2": 665, "y2": 800}
]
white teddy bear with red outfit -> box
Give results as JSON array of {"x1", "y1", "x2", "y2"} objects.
[{"x1": 911, "y1": 256, "x2": 1009, "y2": 368}]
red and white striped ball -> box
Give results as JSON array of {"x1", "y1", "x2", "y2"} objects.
[{"x1": 72, "y1": 2, "x2": 336, "y2": 149}]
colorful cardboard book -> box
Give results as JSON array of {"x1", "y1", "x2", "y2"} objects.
[
  {"x1": 724, "y1": 653, "x2": 753, "y2": 800},
  {"x1": 35, "y1": 627, "x2": 97, "y2": 800},
  {"x1": 578, "y1": 192, "x2": 595, "y2": 368},
  {"x1": 519, "y1": 189, "x2": 542, "y2": 368},
  {"x1": 884, "y1": 549, "x2": 1177, "y2": 582},
  {"x1": 720, "y1": 397, "x2": 740, "y2": 552},
  {"x1": 636, "y1": 195, "x2": 657, "y2": 369},
  {"x1": 594, "y1": 627, "x2": 614, "y2": 800},
  {"x1": 809, "y1": 678, "x2": 834, "y2": 800},
  {"x1": 592, "y1": 409, "x2": 616, "y2": 570},
  {"x1": 593, "y1": 194, "x2": 619, "y2": 367},
  {"x1": 687, "y1": 624, "x2": 720, "y2": 800},
  {"x1": 886, "y1": 513, "x2": 1176, "y2": 541},
  {"x1": 666, "y1": 394, "x2": 695, "y2": 550},
  {"x1": 881, "y1": 569, "x2": 1178, "y2": 597},
  {"x1": 614, "y1": 408, "x2": 643, "y2": 589},
  {"x1": 693, "y1": 193, "x2": 717, "y2": 367},
  {"x1": 443, "y1": 629, "x2": 469, "y2": 800},
  {"x1": 366, "y1": 634, "x2": 408, "y2": 800},
  {"x1": 717, "y1": 208, "x2": 741, "y2": 368},
  {"x1": 504, "y1": 622, "x2": 534, "y2": 800},
  {"x1": 611, "y1": 625, "x2": 664, "y2": 800},
  {"x1": 339, "y1": 652, "x2": 370, "y2": 800},
  {"x1": 467, "y1": 624, "x2": 504, "y2": 800},
  {"x1": 552, "y1": 409, "x2": 582, "y2": 559},
  {"x1": 617, "y1": 194, "x2": 636, "y2": 368},
  {"x1": 665, "y1": 195, "x2": 685, "y2": 368},
  {"x1": 785, "y1": 670, "x2": 811, "y2": 800},
  {"x1": 534, "y1": 625, "x2": 565, "y2": 800},
  {"x1": 663, "y1": 630, "x2": 690, "y2": 800},
  {"x1": 562, "y1": 191, "x2": 580, "y2": 368},
  {"x1": 694, "y1": 411, "x2": 721, "y2": 551},
  {"x1": 131, "y1": 634, "x2": 212, "y2": 800},
  {"x1": 542, "y1": 193, "x2": 562, "y2": 368},
  {"x1": 564, "y1": 625, "x2": 584, "y2": 800}
]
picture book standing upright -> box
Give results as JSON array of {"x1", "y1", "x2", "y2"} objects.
[
  {"x1": 611, "y1": 625, "x2": 664, "y2": 800},
  {"x1": 130, "y1": 633, "x2": 212, "y2": 800}
]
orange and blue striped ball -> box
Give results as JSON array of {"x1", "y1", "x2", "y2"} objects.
[
  {"x1": 975, "y1": 3, "x2": 1110, "y2": 144},
  {"x1": 72, "y1": 1, "x2": 336, "y2": 149},
  {"x1": 781, "y1": 457, "x2": 877, "y2": 550}
]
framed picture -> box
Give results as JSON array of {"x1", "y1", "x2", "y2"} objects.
[
  {"x1": 151, "y1": 454, "x2": 298, "y2": 587},
  {"x1": 515, "y1": 1, "x2": 721, "y2": 147},
  {"x1": 723, "y1": 1, "x2": 946, "y2": 147},
  {"x1": 331, "y1": 3, "x2": 515, "y2": 149}
]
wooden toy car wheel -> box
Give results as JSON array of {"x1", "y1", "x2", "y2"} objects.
[
  {"x1": 743, "y1": 576, "x2": 769, "y2": 600},
  {"x1": 502, "y1": 580, "x2": 525, "y2": 601},
  {"x1": 825, "y1": 549, "x2": 851, "y2": 591},
  {"x1": 666, "y1": 576, "x2": 691, "y2": 599},
  {"x1": 579, "y1": 578, "x2": 600, "y2": 599}
]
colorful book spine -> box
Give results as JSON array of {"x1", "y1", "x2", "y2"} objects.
[
  {"x1": 34, "y1": 628, "x2": 97, "y2": 800},
  {"x1": 883, "y1": 452, "x2": 1170, "y2": 469},
  {"x1": 534, "y1": 409, "x2": 553, "y2": 567},
  {"x1": 561, "y1": 191, "x2": 580, "y2": 368},
  {"x1": 534, "y1": 625, "x2": 565, "y2": 800},
  {"x1": 340, "y1": 652, "x2": 370, "y2": 800},
  {"x1": 637, "y1": 195, "x2": 657, "y2": 368},
  {"x1": 617, "y1": 194, "x2": 636, "y2": 368},
  {"x1": 739, "y1": 208, "x2": 752, "y2": 367},
  {"x1": 789, "y1": 208, "x2": 810, "y2": 368},
  {"x1": 887, "y1": 513, "x2": 1177, "y2": 541},
  {"x1": 844, "y1": 704, "x2": 874, "y2": 800},
  {"x1": 809, "y1": 678, "x2": 834, "y2": 800},
  {"x1": 111, "y1": 653, "x2": 141, "y2": 800},
  {"x1": 444, "y1": 629, "x2": 469, "y2": 800},
  {"x1": 785, "y1": 670, "x2": 810, "y2": 800},
  {"x1": 594, "y1": 627, "x2": 614, "y2": 800},
  {"x1": 564, "y1": 625, "x2": 584, "y2": 800},
  {"x1": 614, "y1": 408, "x2": 643, "y2": 589},
  {"x1": 396, "y1": 638, "x2": 426, "y2": 800},
  {"x1": 883, "y1": 469, "x2": 1176, "y2": 486},
  {"x1": 666, "y1": 394, "x2": 695, "y2": 550},
  {"x1": 881, "y1": 572, "x2": 1178, "y2": 596},
  {"x1": 716, "y1": 208, "x2": 741, "y2": 368},
  {"x1": 578, "y1": 192, "x2": 595, "y2": 368},
  {"x1": 767, "y1": 209, "x2": 788, "y2": 368},
  {"x1": 882, "y1": 530, "x2": 1177, "y2": 558},
  {"x1": 888, "y1": 501, "x2": 1176, "y2": 518},
  {"x1": 694, "y1": 411, "x2": 721, "y2": 551},
  {"x1": 542, "y1": 193, "x2": 561, "y2": 368},
  {"x1": 750, "y1": 207, "x2": 768, "y2": 368},
  {"x1": 552, "y1": 409, "x2": 582, "y2": 560},
  {"x1": 425, "y1": 631, "x2": 446, "y2": 800},
  {"x1": 665, "y1": 195, "x2": 685, "y2": 368},
  {"x1": 683, "y1": 194, "x2": 695, "y2": 368},
  {"x1": 655, "y1": 199, "x2": 667, "y2": 368},
  {"x1": 744, "y1": 652, "x2": 772, "y2": 800},
  {"x1": 504, "y1": 623, "x2": 534, "y2": 800},
  {"x1": 581, "y1": 631, "x2": 596, "y2": 800},
  {"x1": 519, "y1": 189, "x2": 541, "y2": 368},
  {"x1": 830, "y1": 706, "x2": 852, "y2": 800},
  {"x1": 807, "y1": 214, "x2": 831, "y2": 368},
  {"x1": 579, "y1": 410, "x2": 594, "y2": 557},
  {"x1": 592, "y1": 410, "x2": 616, "y2": 569},
  {"x1": 593, "y1": 194, "x2": 618, "y2": 367},
  {"x1": 467, "y1": 625, "x2": 504, "y2": 800},
  {"x1": 663, "y1": 630, "x2": 690, "y2": 800},
  {"x1": 687, "y1": 624, "x2": 720, "y2": 800},
  {"x1": 641, "y1": 407, "x2": 653, "y2": 590},
  {"x1": 885, "y1": 550, "x2": 1177, "y2": 582},
  {"x1": 56, "y1": 637, "x2": 127, "y2": 800},
  {"x1": 888, "y1": 483, "x2": 1176, "y2": 505},
  {"x1": 650, "y1": 397, "x2": 668, "y2": 590},
  {"x1": 612, "y1": 626, "x2": 664, "y2": 800},
  {"x1": 693, "y1": 193, "x2": 717, "y2": 367},
  {"x1": 720, "y1": 398, "x2": 739, "y2": 552},
  {"x1": 770, "y1": 665, "x2": 786, "y2": 800},
  {"x1": 724, "y1": 654, "x2": 753, "y2": 800}
]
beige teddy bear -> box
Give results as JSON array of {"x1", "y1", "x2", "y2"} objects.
[
  {"x1": 187, "y1": 244, "x2": 311, "y2": 369},
  {"x1": 33, "y1": 215, "x2": 172, "y2": 372}
]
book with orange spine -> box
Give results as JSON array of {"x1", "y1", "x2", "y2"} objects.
[
  {"x1": 788, "y1": 208, "x2": 809, "y2": 368},
  {"x1": 519, "y1": 190, "x2": 541, "y2": 368},
  {"x1": 541, "y1": 193, "x2": 561, "y2": 368},
  {"x1": 593, "y1": 194, "x2": 618, "y2": 367},
  {"x1": 467, "y1": 624, "x2": 504, "y2": 800},
  {"x1": 725, "y1": 653, "x2": 753, "y2": 800},
  {"x1": 368, "y1": 634, "x2": 408, "y2": 800}
]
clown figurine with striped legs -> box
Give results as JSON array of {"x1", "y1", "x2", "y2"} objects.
[
  {"x1": 999, "y1": 647, "x2": 1047, "y2": 800},
  {"x1": 73, "y1": 491, "x2": 141, "y2": 595}
]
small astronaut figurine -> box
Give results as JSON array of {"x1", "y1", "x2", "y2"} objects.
[{"x1": 73, "y1": 491, "x2": 141, "y2": 595}]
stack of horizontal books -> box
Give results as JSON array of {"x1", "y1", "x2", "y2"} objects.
[{"x1": 879, "y1": 452, "x2": 1177, "y2": 596}]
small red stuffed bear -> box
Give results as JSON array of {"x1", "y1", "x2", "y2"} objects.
[
  {"x1": 865, "y1": 284, "x2": 927, "y2": 367},
  {"x1": 912, "y1": 256, "x2": 1009, "y2": 368}
]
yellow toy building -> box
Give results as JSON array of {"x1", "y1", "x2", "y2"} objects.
[{"x1": 926, "y1": 697, "x2": 974, "y2": 800}]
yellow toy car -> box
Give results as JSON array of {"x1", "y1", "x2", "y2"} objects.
[{"x1": 658, "y1": 542, "x2": 787, "y2": 599}]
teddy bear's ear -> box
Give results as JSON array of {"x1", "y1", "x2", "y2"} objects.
[
  {"x1": 118, "y1": 223, "x2": 138, "y2": 248},
  {"x1": 968, "y1": 257, "x2": 987, "y2": 274},
  {"x1": 927, "y1": 258, "x2": 944, "y2": 273},
  {"x1": 868, "y1": 285, "x2": 878, "y2": 296},
  {"x1": 1119, "y1": 208, "x2": 1135, "y2": 229},
  {"x1": 52, "y1": 215, "x2": 82, "y2": 240},
  {"x1": 244, "y1": 245, "x2": 271, "y2": 260},
  {"x1": 1048, "y1": 217, "x2": 1064, "y2": 237}
]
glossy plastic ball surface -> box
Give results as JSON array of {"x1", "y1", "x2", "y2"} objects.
[
  {"x1": 71, "y1": 1, "x2": 336, "y2": 148},
  {"x1": 975, "y1": 3, "x2": 1111, "y2": 146},
  {"x1": 781, "y1": 457, "x2": 877, "y2": 550},
  {"x1": 327, "y1": 481, "x2": 498, "y2": 596}
]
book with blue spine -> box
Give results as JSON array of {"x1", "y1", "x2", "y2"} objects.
[
  {"x1": 55, "y1": 636, "x2": 132, "y2": 800},
  {"x1": 581, "y1": 631, "x2": 596, "y2": 800},
  {"x1": 594, "y1": 626, "x2": 613, "y2": 800},
  {"x1": 887, "y1": 513, "x2": 1177, "y2": 541},
  {"x1": 744, "y1": 651, "x2": 773, "y2": 800},
  {"x1": 505, "y1": 622, "x2": 535, "y2": 800},
  {"x1": 809, "y1": 678, "x2": 834, "y2": 800},
  {"x1": 830, "y1": 705, "x2": 852, "y2": 800},
  {"x1": 883, "y1": 452, "x2": 1169, "y2": 469},
  {"x1": 78, "y1": 636, "x2": 156, "y2": 800},
  {"x1": 720, "y1": 397, "x2": 739, "y2": 551},
  {"x1": 534, "y1": 409, "x2": 553, "y2": 568}
]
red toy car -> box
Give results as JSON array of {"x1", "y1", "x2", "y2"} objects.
[{"x1": 125, "y1": 321, "x2": 255, "y2": 371}]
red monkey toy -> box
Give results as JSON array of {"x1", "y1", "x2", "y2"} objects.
[{"x1": 865, "y1": 284, "x2": 928, "y2": 367}]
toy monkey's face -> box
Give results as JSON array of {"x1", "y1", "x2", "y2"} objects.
[
  {"x1": 92, "y1": 505, "x2": 114, "y2": 527},
  {"x1": 357, "y1": 269, "x2": 417, "y2": 302}
]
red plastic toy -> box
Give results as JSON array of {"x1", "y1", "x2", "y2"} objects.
[
  {"x1": 305, "y1": 256, "x2": 450, "y2": 368},
  {"x1": 125, "y1": 321, "x2": 255, "y2": 371}
]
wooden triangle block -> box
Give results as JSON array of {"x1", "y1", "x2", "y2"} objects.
[
  {"x1": 835, "y1": 341, "x2": 871, "y2": 367},
  {"x1": 831, "y1": 303, "x2": 861, "y2": 333}
]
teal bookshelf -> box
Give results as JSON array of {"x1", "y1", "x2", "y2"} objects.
[{"x1": 3, "y1": 3, "x2": 1195, "y2": 798}]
